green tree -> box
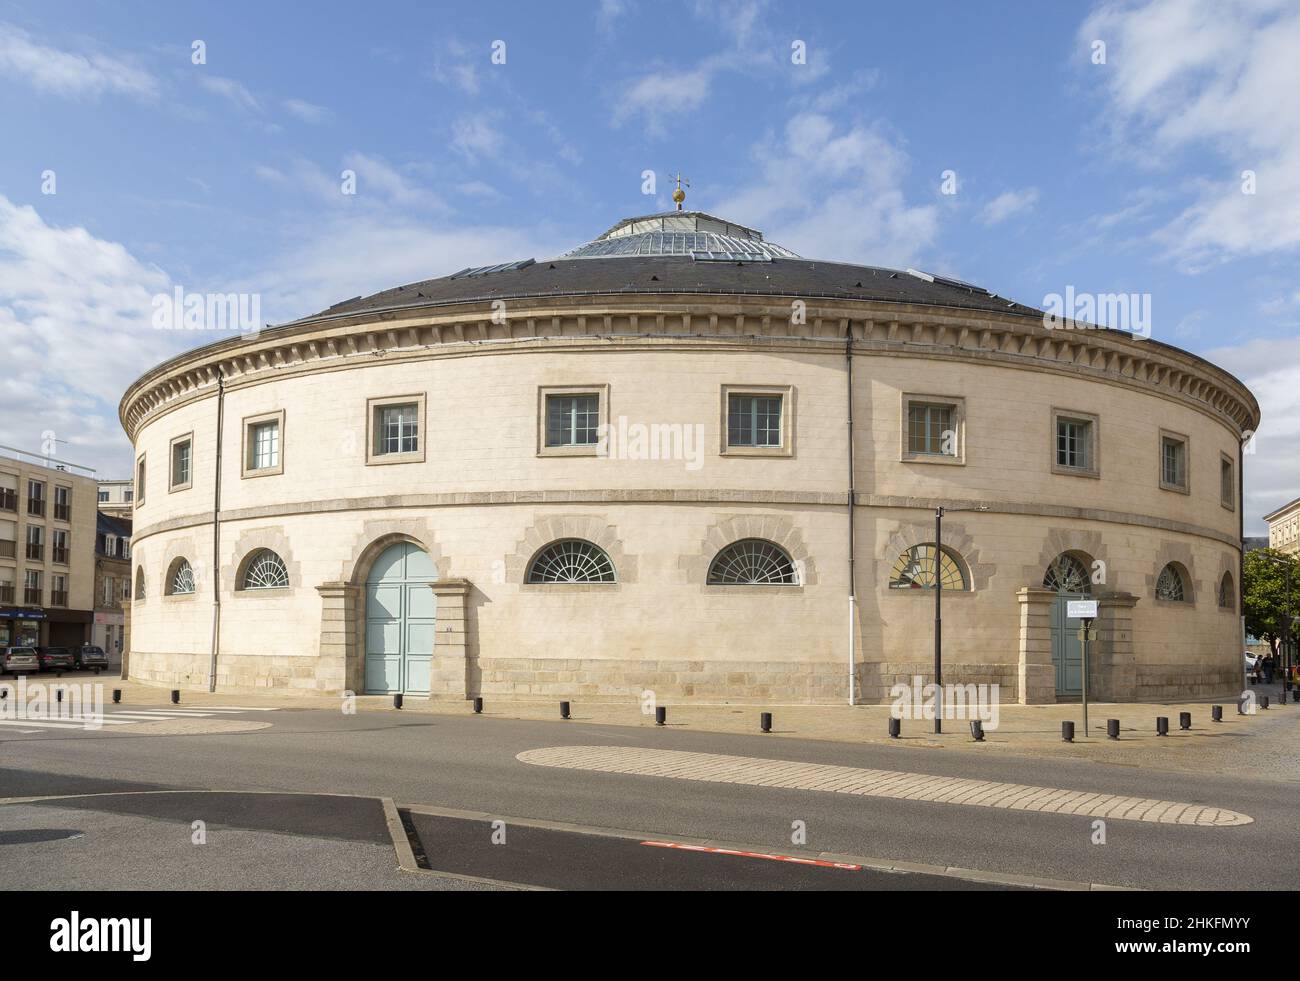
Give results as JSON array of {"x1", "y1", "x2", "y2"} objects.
[{"x1": 1243, "y1": 549, "x2": 1300, "y2": 657}]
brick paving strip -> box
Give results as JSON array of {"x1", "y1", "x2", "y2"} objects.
[{"x1": 517, "y1": 746, "x2": 1253, "y2": 827}]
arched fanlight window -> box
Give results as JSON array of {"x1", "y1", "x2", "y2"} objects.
[
  {"x1": 240, "y1": 549, "x2": 290, "y2": 590},
  {"x1": 527, "y1": 539, "x2": 616, "y2": 583},
  {"x1": 1043, "y1": 553, "x2": 1092, "y2": 593},
  {"x1": 1156, "y1": 563, "x2": 1188, "y2": 602},
  {"x1": 1217, "y1": 572, "x2": 1235, "y2": 609},
  {"x1": 889, "y1": 544, "x2": 968, "y2": 590},
  {"x1": 707, "y1": 539, "x2": 798, "y2": 585},
  {"x1": 134, "y1": 565, "x2": 146, "y2": 600},
  {"x1": 167, "y1": 558, "x2": 196, "y2": 595}
]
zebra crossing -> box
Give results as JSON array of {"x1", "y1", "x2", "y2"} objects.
[{"x1": 0, "y1": 705, "x2": 277, "y2": 733}]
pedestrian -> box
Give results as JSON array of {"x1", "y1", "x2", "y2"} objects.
[{"x1": 1263, "y1": 653, "x2": 1275, "y2": 685}]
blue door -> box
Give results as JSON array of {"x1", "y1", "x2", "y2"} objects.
[
  {"x1": 1050, "y1": 593, "x2": 1086, "y2": 696},
  {"x1": 364, "y1": 542, "x2": 437, "y2": 695}
]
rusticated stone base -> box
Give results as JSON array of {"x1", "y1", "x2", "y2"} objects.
[{"x1": 128, "y1": 650, "x2": 343, "y2": 693}]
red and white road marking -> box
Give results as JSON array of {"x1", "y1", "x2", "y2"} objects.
[{"x1": 640, "y1": 840, "x2": 861, "y2": 871}]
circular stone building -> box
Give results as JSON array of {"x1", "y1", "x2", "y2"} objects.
[{"x1": 119, "y1": 207, "x2": 1259, "y2": 704}]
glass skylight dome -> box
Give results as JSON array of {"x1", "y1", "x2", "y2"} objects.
[{"x1": 559, "y1": 210, "x2": 801, "y2": 261}]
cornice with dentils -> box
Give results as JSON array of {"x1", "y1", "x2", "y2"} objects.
[{"x1": 119, "y1": 293, "x2": 1261, "y2": 443}]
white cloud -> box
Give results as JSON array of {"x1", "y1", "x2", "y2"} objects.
[
  {"x1": 612, "y1": 65, "x2": 713, "y2": 135},
  {"x1": 283, "y1": 98, "x2": 331, "y2": 123},
  {"x1": 713, "y1": 113, "x2": 938, "y2": 267},
  {"x1": 0, "y1": 22, "x2": 158, "y2": 100},
  {"x1": 197, "y1": 74, "x2": 262, "y2": 113},
  {"x1": 981, "y1": 187, "x2": 1040, "y2": 225},
  {"x1": 431, "y1": 39, "x2": 482, "y2": 95},
  {"x1": 451, "y1": 116, "x2": 507, "y2": 162},
  {"x1": 340, "y1": 152, "x2": 447, "y2": 211},
  {"x1": 0, "y1": 195, "x2": 186, "y2": 476},
  {"x1": 1205, "y1": 335, "x2": 1300, "y2": 530},
  {"x1": 1081, "y1": 0, "x2": 1300, "y2": 267},
  {"x1": 597, "y1": 0, "x2": 635, "y2": 34}
]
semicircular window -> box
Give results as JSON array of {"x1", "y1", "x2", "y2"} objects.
[
  {"x1": 707, "y1": 539, "x2": 798, "y2": 585},
  {"x1": 1043, "y1": 553, "x2": 1092, "y2": 593},
  {"x1": 1156, "y1": 563, "x2": 1187, "y2": 602},
  {"x1": 168, "y1": 558, "x2": 196, "y2": 595},
  {"x1": 134, "y1": 566, "x2": 146, "y2": 601},
  {"x1": 527, "y1": 539, "x2": 616, "y2": 583},
  {"x1": 889, "y1": 544, "x2": 967, "y2": 590},
  {"x1": 241, "y1": 549, "x2": 290, "y2": 590}
]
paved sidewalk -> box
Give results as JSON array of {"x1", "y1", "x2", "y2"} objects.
[{"x1": 84, "y1": 675, "x2": 1300, "y2": 780}]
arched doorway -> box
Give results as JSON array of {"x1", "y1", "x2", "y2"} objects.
[
  {"x1": 364, "y1": 542, "x2": 437, "y2": 695},
  {"x1": 1043, "y1": 553, "x2": 1092, "y2": 698}
]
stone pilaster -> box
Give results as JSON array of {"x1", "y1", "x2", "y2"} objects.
[
  {"x1": 429, "y1": 578, "x2": 472, "y2": 698},
  {"x1": 1092, "y1": 591, "x2": 1138, "y2": 700},
  {"x1": 1017, "y1": 587, "x2": 1056, "y2": 704},
  {"x1": 316, "y1": 581, "x2": 358, "y2": 695},
  {"x1": 120, "y1": 601, "x2": 132, "y2": 681}
]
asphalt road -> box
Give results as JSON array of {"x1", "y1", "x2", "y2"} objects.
[{"x1": 2, "y1": 703, "x2": 1298, "y2": 890}]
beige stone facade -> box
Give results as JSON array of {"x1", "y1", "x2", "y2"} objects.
[
  {"x1": 1264, "y1": 497, "x2": 1300, "y2": 556},
  {"x1": 119, "y1": 233, "x2": 1259, "y2": 704}
]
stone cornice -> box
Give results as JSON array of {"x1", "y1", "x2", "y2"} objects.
[
  {"x1": 120, "y1": 294, "x2": 1259, "y2": 443},
  {"x1": 129, "y1": 488, "x2": 1241, "y2": 550}
]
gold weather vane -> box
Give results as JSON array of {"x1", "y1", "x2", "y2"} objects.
[{"x1": 670, "y1": 172, "x2": 690, "y2": 210}]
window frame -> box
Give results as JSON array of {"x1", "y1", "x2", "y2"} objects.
[
  {"x1": 241, "y1": 409, "x2": 286, "y2": 478},
  {"x1": 365, "y1": 394, "x2": 427, "y2": 466},
  {"x1": 53, "y1": 484, "x2": 71, "y2": 521},
  {"x1": 1050, "y1": 407, "x2": 1100, "y2": 478},
  {"x1": 134, "y1": 455, "x2": 146, "y2": 508},
  {"x1": 1220, "y1": 452, "x2": 1235, "y2": 511},
  {"x1": 536, "y1": 384, "x2": 609, "y2": 458},
  {"x1": 1158, "y1": 429, "x2": 1190, "y2": 494},
  {"x1": 169, "y1": 432, "x2": 194, "y2": 492},
  {"x1": 900, "y1": 393, "x2": 965, "y2": 466},
  {"x1": 720, "y1": 384, "x2": 794, "y2": 458}
]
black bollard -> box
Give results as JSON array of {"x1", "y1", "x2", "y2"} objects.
[
  {"x1": 888, "y1": 717, "x2": 901, "y2": 739},
  {"x1": 560, "y1": 701, "x2": 571, "y2": 720},
  {"x1": 1212, "y1": 705, "x2": 1223, "y2": 723},
  {"x1": 472, "y1": 696, "x2": 483, "y2": 714},
  {"x1": 56, "y1": 689, "x2": 63, "y2": 703},
  {"x1": 112, "y1": 689, "x2": 121, "y2": 704},
  {"x1": 1061, "y1": 720, "x2": 1074, "y2": 742},
  {"x1": 969, "y1": 720, "x2": 985, "y2": 742},
  {"x1": 171, "y1": 689, "x2": 180, "y2": 705},
  {"x1": 1179, "y1": 711, "x2": 1191, "y2": 730},
  {"x1": 1156, "y1": 716, "x2": 1169, "y2": 736},
  {"x1": 655, "y1": 706, "x2": 666, "y2": 726},
  {"x1": 760, "y1": 711, "x2": 772, "y2": 733},
  {"x1": 1107, "y1": 718, "x2": 1120, "y2": 740},
  {"x1": 393, "y1": 693, "x2": 403, "y2": 709}
]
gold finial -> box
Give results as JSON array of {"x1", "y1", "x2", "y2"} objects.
[{"x1": 671, "y1": 172, "x2": 689, "y2": 210}]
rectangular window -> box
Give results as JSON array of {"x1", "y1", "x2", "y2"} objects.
[
  {"x1": 53, "y1": 486, "x2": 70, "y2": 521},
  {"x1": 727, "y1": 394, "x2": 783, "y2": 448},
  {"x1": 0, "y1": 578, "x2": 12, "y2": 604},
  {"x1": 1221, "y1": 455, "x2": 1234, "y2": 510},
  {"x1": 170, "y1": 436, "x2": 192, "y2": 489},
  {"x1": 135, "y1": 457, "x2": 146, "y2": 506},
  {"x1": 366, "y1": 395, "x2": 426, "y2": 465},
  {"x1": 27, "y1": 479, "x2": 45, "y2": 517},
  {"x1": 25, "y1": 525, "x2": 43, "y2": 561},
  {"x1": 24, "y1": 570, "x2": 41, "y2": 605},
  {"x1": 546, "y1": 394, "x2": 600, "y2": 447},
  {"x1": 381, "y1": 405, "x2": 418, "y2": 454},
  {"x1": 907, "y1": 403, "x2": 954, "y2": 456},
  {"x1": 51, "y1": 574, "x2": 67, "y2": 607},
  {"x1": 52, "y1": 529, "x2": 68, "y2": 564},
  {"x1": 253, "y1": 422, "x2": 279, "y2": 468},
  {"x1": 1051, "y1": 410, "x2": 1099, "y2": 477},
  {"x1": 124, "y1": 489, "x2": 133, "y2": 503},
  {"x1": 102, "y1": 577, "x2": 112, "y2": 606},
  {"x1": 1160, "y1": 432, "x2": 1188, "y2": 491},
  {"x1": 242, "y1": 410, "x2": 285, "y2": 477},
  {"x1": 98, "y1": 490, "x2": 109, "y2": 503}
]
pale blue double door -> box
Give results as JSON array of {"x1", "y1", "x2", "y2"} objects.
[
  {"x1": 1050, "y1": 593, "x2": 1087, "y2": 696},
  {"x1": 364, "y1": 542, "x2": 437, "y2": 695}
]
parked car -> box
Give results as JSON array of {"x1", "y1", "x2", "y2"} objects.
[
  {"x1": 0, "y1": 647, "x2": 40, "y2": 675},
  {"x1": 34, "y1": 646, "x2": 75, "y2": 672},
  {"x1": 73, "y1": 645, "x2": 109, "y2": 671}
]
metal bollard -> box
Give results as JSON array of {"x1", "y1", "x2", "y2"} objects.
[
  {"x1": 1061, "y1": 721, "x2": 1074, "y2": 742},
  {"x1": 393, "y1": 693, "x2": 403, "y2": 710},
  {"x1": 472, "y1": 696, "x2": 483, "y2": 714},
  {"x1": 1156, "y1": 716, "x2": 1169, "y2": 736},
  {"x1": 1107, "y1": 719, "x2": 1120, "y2": 740},
  {"x1": 970, "y1": 720, "x2": 985, "y2": 742},
  {"x1": 1212, "y1": 705, "x2": 1223, "y2": 723},
  {"x1": 655, "y1": 706, "x2": 666, "y2": 726},
  {"x1": 1179, "y1": 711, "x2": 1191, "y2": 730},
  {"x1": 888, "y1": 717, "x2": 901, "y2": 739},
  {"x1": 56, "y1": 689, "x2": 64, "y2": 703},
  {"x1": 760, "y1": 711, "x2": 772, "y2": 733},
  {"x1": 171, "y1": 690, "x2": 180, "y2": 705},
  {"x1": 112, "y1": 689, "x2": 122, "y2": 704},
  {"x1": 560, "y1": 701, "x2": 571, "y2": 720}
]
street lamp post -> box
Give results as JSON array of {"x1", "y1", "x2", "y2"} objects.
[{"x1": 934, "y1": 504, "x2": 988, "y2": 734}]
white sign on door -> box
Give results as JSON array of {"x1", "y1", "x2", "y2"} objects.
[{"x1": 1068, "y1": 600, "x2": 1099, "y2": 619}]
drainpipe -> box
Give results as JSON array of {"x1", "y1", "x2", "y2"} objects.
[
  {"x1": 1239, "y1": 429, "x2": 1247, "y2": 693},
  {"x1": 208, "y1": 369, "x2": 224, "y2": 692},
  {"x1": 846, "y1": 334, "x2": 857, "y2": 705}
]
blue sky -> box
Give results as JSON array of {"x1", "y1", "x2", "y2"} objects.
[{"x1": 1, "y1": 0, "x2": 1297, "y2": 530}]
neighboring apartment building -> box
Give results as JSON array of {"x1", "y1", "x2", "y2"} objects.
[
  {"x1": 93, "y1": 512, "x2": 132, "y2": 657},
  {"x1": 1264, "y1": 497, "x2": 1300, "y2": 556},
  {"x1": 96, "y1": 478, "x2": 135, "y2": 520},
  {"x1": 0, "y1": 445, "x2": 97, "y2": 647}
]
